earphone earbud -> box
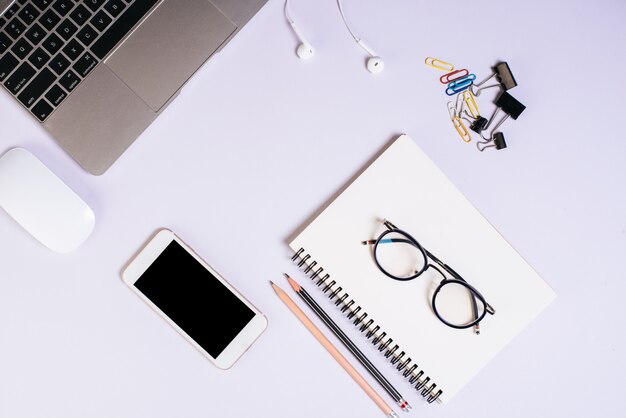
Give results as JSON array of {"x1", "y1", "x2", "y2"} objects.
[
  {"x1": 366, "y1": 57, "x2": 385, "y2": 74},
  {"x1": 285, "y1": 0, "x2": 384, "y2": 71},
  {"x1": 285, "y1": 0, "x2": 314, "y2": 60},
  {"x1": 296, "y1": 42, "x2": 315, "y2": 60},
  {"x1": 337, "y1": 0, "x2": 384, "y2": 74}
]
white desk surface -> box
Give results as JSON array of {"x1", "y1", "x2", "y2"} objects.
[{"x1": 1, "y1": 1, "x2": 625, "y2": 417}]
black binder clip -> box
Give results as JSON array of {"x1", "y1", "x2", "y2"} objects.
[
  {"x1": 460, "y1": 110, "x2": 488, "y2": 134},
  {"x1": 470, "y1": 116, "x2": 489, "y2": 133},
  {"x1": 477, "y1": 132, "x2": 507, "y2": 151},
  {"x1": 477, "y1": 92, "x2": 525, "y2": 151},
  {"x1": 456, "y1": 91, "x2": 488, "y2": 134},
  {"x1": 494, "y1": 91, "x2": 525, "y2": 119},
  {"x1": 471, "y1": 61, "x2": 517, "y2": 96}
]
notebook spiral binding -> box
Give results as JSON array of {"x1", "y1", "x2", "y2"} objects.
[{"x1": 291, "y1": 247, "x2": 443, "y2": 404}]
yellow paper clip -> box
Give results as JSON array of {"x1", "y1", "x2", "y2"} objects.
[
  {"x1": 463, "y1": 90, "x2": 480, "y2": 118},
  {"x1": 425, "y1": 57, "x2": 454, "y2": 72},
  {"x1": 452, "y1": 116, "x2": 472, "y2": 143}
]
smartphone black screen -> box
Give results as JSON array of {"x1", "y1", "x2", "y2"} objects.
[{"x1": 134, "y1": 240, "x2": 255, "y2": 358}]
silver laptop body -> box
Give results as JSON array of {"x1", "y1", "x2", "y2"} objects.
[{"x1": 0, "y1": 0, "x2": 267, "y2": 175}]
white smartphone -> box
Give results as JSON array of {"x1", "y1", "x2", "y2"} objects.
[{"x1": 122, "y1": 229, "x2": 267, "y2": 369}]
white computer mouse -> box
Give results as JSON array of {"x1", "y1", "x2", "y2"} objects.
[{"x1": 0, "y1": 148, "x2": 95, "y2": 253}]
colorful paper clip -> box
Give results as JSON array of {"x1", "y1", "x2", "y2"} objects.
[
  {"x1": 447, "y1": 102, "x2": 472, "y2": 143},
  {"x1": 445, "y1": 74, "x2": 476, "y2": 96},
  {"x1": 453, "y1": 117, "x2": 472, "y2": 143},
  {"x1": 440, "y1": 69, "x2": 470, "y2": 84},
  {"x1": 425, "y1": 57, "x2": 454, "y2": 72},
  {"x1": 447, "y1": 101, "x2": 458, "y2": 119},
  {"x1": 457, "y1": 92, "x2": 487, "y2": 133},
  {"x1": 463, "y1": 90, "x2": 480, "y2": 118}
]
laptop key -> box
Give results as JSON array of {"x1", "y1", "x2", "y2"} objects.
[
  {"x1": 0, "y1": 32, "x2": 12, "y2": 54},
  {"x1": 62, "y1": 39, "x2": 84, "y2": 60},
  {"x1": 85, "y1": 0, "x2": 106, "y2": 13},
  {"x1": 56, "y1": 19, "x2": 78, "y2": 40},
  {"x1": 45, "y1": 84, "x2": 67, "y2": 106},
  {"x1": 73, "y1": 51, "x2": 97, "y2": 77},
  {"x1": 28, "y1": 47, "x2": 51, "y2": 69},
  {"x1": 25, "y1": 23, "x2": 46, "y2": 45},
  {"x1": 104, "y1": 0, "x2": 126, "y2": 18},
  {"x1": 53, "y1": 0, "x2": 75, "y2": 17},
  {"x1": 6, "y1": 18, "x2": 26, "y2": 40},
  {"x1": 70, "y1": 4, "x2": 92, "y2": 26},
  {"x1": 11, "y1": 38, "x2": 33, "y2": 59},
  {"x1": 91, "y1": 0, "x2": 159, "y2": 60},
  {"x1": 19, "y1": 4, "x2": 41, "y2": 25},
  {"x1": 76, "y1": 24, "x2": 98, "y2": 47},
  {"x1": 59, "y1": 69, "x2": 79, "y2": 91},
  {"x1": 33, "y1": 0, "x2": 54, "y2": 11},
  {"x1": 42, "y1": 32, "x2": 63, "y2": 54},
  {"x1": 32, "y1": 99, "x2": 53, "y2": 121},
  {"x1": 90, "y1": 10, "x2": 112, "y2": 32},
  {"x1": 39, "y1": 9, "x2": 61, "y2": 30},
  {"x1": 18, "y1": 67, "x2": 55, "y2": 107},
  {"x1": 50, "y1": 53, "x2": 70, "y2": 75},
  {"x1": 4, "y1": 62, "x2": 36, "y2": 95},
  {"x1": 4, "y1": 4, "x2": 20, "y2": 20},
  {"x1": 0, "y1": 52, "x2": 19, "y2": 81}
]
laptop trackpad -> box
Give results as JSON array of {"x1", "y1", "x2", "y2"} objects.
[{"x1": 105, "y1": 0, "x2": 237, "y2": 111}]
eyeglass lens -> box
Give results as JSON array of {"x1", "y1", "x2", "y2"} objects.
[
  {"x1": 374, "y1": 230, "x2": 427, "y2": 279},
  {"x1": 434, "y1": 281, "x2": 485, "y2": 328}
]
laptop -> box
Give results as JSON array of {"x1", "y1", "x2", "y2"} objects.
[{"x1": 0, "y1": 0, "x2": 268, "y2": 175}]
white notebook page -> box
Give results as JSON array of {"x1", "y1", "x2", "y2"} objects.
[{"x1": 289, "y1": 135, "x2": 555, "y2": 403}]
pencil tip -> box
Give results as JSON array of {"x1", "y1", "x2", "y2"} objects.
[
  {"x1": 286, "y1": 275, "x2": 302, "y2": 292},
  {"x1": 283, "y1": 273, "x2": 289, "y2": 279},
  {"x1": 269, "y1": 280, "x2": 274, "y2": 285}
]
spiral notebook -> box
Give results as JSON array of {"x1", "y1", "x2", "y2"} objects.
[{"x1": 289, "y1": 135, "x2": 555, "y2": 404}]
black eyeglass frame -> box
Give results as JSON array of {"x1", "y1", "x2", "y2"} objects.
[{"x1": 363, "y1": 220, "x2": 495, "y2": 331}]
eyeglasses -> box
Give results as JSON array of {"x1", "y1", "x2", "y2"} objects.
[{"x1": 362, "y1": 220, "x2": 495, "y2": 334}]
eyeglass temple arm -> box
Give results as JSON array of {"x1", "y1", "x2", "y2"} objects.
[
  {"x1": 359, "y1": 220, "x2": 399, "y2": 245},
  {"x1": 383, "y1": 220, "x2": 398, "y2": 230},
  {"x1": 361, "y1": 238, "x2": 413, "y2": 245}
]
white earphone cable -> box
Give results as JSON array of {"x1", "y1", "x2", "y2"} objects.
[
  {"x1": 284, "y1": 0, "x2": 295, "y2": 25},
  {"x1": 337, "y1": 0, "x2": 376, "y2": 57}
]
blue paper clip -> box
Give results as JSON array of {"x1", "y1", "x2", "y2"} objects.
[{"x1": 445, "y1": 74, "x2": 476, "y2": 96}]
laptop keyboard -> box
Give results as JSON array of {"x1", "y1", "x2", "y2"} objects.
[{"x1": 0, "y1": 0, "x2": 158, "y2": 122}]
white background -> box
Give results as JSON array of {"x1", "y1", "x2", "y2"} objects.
[{"x1": 1, "y1": 0, "x2": 625, "y2": 417}]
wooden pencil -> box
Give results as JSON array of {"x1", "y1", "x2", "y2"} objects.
[
  {"x1": 271, "y1": 281, "x2": 398, "y2": 418},
  {"x1": 284, "y1": 273, "x2": 410, "y2": 412}
]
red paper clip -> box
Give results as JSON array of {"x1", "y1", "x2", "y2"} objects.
[{"x1": 440, "y1": 69, "x2": 469, "y2": 84}]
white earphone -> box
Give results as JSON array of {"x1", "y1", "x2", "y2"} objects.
[
  {"x1": 337, "y1": 0, "x2": 384, "y2": 74},
  {"x1": 284, "y1": 0, "x2": 384, "y2": 74},
  {"x1": 356, "y1": 39, "x2": 385, "y2": 74},
  {"x1": 285, "y1": 0, "x2": 314, "y2": 60}
]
